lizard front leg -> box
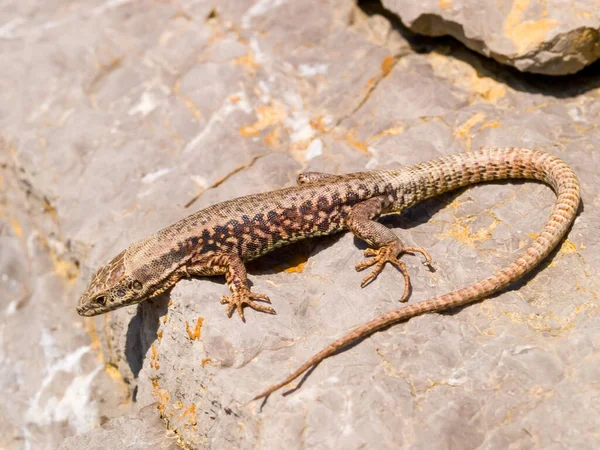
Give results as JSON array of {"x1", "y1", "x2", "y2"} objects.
[
  {"x1": 185, "y1": 253, "x2": 275, "y2": 321},
  {"x1": 346, "y1": 196, "x2": 432, "y2": 302}
]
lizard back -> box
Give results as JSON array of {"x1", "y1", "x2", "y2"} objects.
[{"x1": 123, "y1": 171, "x2": 400, "y2": 287}]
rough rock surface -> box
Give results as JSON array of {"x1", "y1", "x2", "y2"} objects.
[
  {"x1": 381, "y1": 0, "x2": 600, "y2": 75},
  {"x1": 1, "y1": 0, "x2": 600, "y2": 449},
  {"x1": 57, "y1": 404, "x2": 180, "y2": 450}
]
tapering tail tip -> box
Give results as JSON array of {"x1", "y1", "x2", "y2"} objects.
[
  {"x1": 251, "y1": 382, "x2": 285, "y2": 402},
  {"x1": 251, "y1": 391, "x2": 270, "y2": 402},
  {"x1": 251, "y1": 372, "x2": 304, "y2": 401}
]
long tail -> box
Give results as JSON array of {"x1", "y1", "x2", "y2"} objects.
[{"x1": 252, "y1": 148, "x2": 581, "y2": 401}]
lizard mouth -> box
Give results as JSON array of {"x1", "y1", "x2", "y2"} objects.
[
  {"x1": 76, "y1": 292, "x2": 106, "y2": 317},
  {"x1": 76, "y1": 301, "x2": 98, "y2": 317}
]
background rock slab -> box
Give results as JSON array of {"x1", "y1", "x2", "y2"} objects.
[
  {"x1": 380, "y1": 0, "x2": 600, "y2": 75},
  {"x1": 57, "y1": 404, "x2": 180, "y2": 450},
  {"x1": 1, "y1": 0, "x2": 600, "y2": 449}
]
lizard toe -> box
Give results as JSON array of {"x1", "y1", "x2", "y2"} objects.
[
  {"x1": 356, "y1": 243, "x2": 413, "y2": 300},
  {"x1": 220, "y1": 290, "x2": 275, "y2": 320}
]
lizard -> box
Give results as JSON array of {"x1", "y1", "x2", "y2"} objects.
[{"x1": 76, "y1": 147, "x2": 581, "y2": 401}]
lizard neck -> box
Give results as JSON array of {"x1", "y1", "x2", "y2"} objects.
[{"x1": 124, "y1": 232, "x2": 193, "y2": 297}]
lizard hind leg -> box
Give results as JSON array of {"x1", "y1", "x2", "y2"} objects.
[{"x1": 347, "y1": 197, "x2": 433, "y2": 302}]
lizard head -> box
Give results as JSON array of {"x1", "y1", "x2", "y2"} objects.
[{"x1": 77, "y1": 250, "x2": 145, "y2": 316}]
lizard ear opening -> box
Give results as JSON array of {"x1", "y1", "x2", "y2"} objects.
[{"x1": 133, "y1": 280, "x2": 143, "y2": 291}]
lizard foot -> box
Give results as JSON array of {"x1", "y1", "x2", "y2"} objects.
[
  {"x1": 220, "y1": 289, "x2": 275, "y2": 322},
  {"x1": 355, "y1": 243, "x2": 432, "y2": 302}
]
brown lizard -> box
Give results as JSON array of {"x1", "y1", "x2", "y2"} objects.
[{"x1": 76, "y1": 148, "x2": 581, "y2": 401}]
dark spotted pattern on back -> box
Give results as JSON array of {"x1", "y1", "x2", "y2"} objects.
[{"x1": 123, "y1": 171, "x2": 410, "y2": 281}]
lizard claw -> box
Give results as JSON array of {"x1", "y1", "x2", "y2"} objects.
[
  {"x1": 220, "y1": 289, "x2": 275, "y2": 321},
  {"x1": 355, "y1": 243, "x2": 432, "y2": 302},
  {"x1": 402, "y1": 246, "x2": 433, "y2": 266}
]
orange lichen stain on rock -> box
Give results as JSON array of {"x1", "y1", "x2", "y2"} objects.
[
  {"x1": 504, "y1": 307, "x2": 586, "y2": 336},
  {"x1": 370, "y1": 123, "x2": 405, "y2": 142},
  {"x1": 455, "y1": 112, "x2": 485, "y2": 140},
  {"x1": 428, "y1": 51, "x2": 505, "y2": 103},
  {"x1": 152, "y1": 378, "x2": 171, "y2": 416},
  {"x1": 472, "y1": 76, "x2": 506, "y2": 103},
  {"x1": 375, "y1": 349, "x2": 401, "y2": 378},
  {"x1": 42, "y1": 198, "x2": 58, "y2": 221},
  {"x1": 185, "y1": 317, "x2": 204, "y2": 341},
  {"x1": 228, "y1": 95, "x2": 241, "y2": 103},
  {"x1": 454, "y1": 112, "x2": 486, "y2": 151},
  {"x1": 547, "y1": 239, "x2": 583, "y2": 268},
  {"x1": 264, "y1": 125, "x2": 281, "y2": 148},
  {"x1": 479, "y1": 120, "x2": 501, "y2": 130},
  {"x1": 172, "y1": 81, "x2": 203, "y2": 121},
  {"x1": 10, "y1": 218, "x2": 23, "y2": 238},
  {"x1": 364, "y1": 76, "x2": 377, "y2": 92},
  {"x1": 504, "y1": 0, "x2": 558, "y2": 53},
  {"x1": 150, "y1": 343, "x2": 160, "y2": 370},
  {"x1": 201, "y1": 358, "x2": 212, "y2": 367},
  {"x1": 240, "y1": 126, "x2": 260, "y2": 137},
  {"x1": 439, "y1": 0, "x2": 452, "y2": 8},
  {"x1": 84, "y1": 318, "x2": 105, "y2": 363},
  {"x1": 310, "y1": 115, "x2": 329, "y2": 133},
  {"x1": 283, "y1": 253, "x2": 308, "y2": 273},
  {"x1": 381, "y1": 55, "x2": 395, "y2": 76},
  {"x1": 574, "y1": 280, "x2": 599, "y2": 302},
  {"x1": 559, "y1": 239, "x2": 578, "y2": 254},
  {"x1": 52, "y1": 254, "x2": 79, "y2": 283},
  {"x1": 437, "y1": 215, "x2": 497, "y2": 247},
  {"x1": 344, "y1": 129, "x2": 369, "y2": 154},
  {"x1": 178, "y1": 403, "x2": 198, "y2": 429},
  {"x1": 104, "y1": 364, "x2": 121, "y2": 380},
  {"x1": 180, "y1": 96, "x2": 203, "y2": 120},
  {"x1": 240, "y1": 103, "x2": 287, "y2": 136},
  {"x1": 34, "y1": 233, "x2": 79, "y2": 282},
  {"x1": 234, "y1": 50, "x2": 259, "y2": 73},
  {"x1": 176, "y1": 437, "x2": 194, "y2": 450},
  {"x1": 104, "y1": 363, "x2": 131, "y2": 405},
  {"x1": 574, "y1": 123, "x2": 595, "y2": 134}
]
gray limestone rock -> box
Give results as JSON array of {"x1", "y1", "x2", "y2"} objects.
[
  {"x1": 380, "y1": 0, "x2": 600, "y2": 75},
  {"x1": 57, "y1": 404, "x2": 180, "y2": 450}
]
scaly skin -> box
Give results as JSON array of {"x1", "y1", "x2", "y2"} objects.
[{"x1": 76, "y1": 148, "x2": 581, "y2": 400}]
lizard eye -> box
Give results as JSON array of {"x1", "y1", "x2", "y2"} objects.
[
  {"x1": 96, "y1": 296, "x2": 106, "y2": 305},
  {"x1": 116, "y1": 289, "x2": 126, "y2": 297},
  {"x1": 133, "y1": 280, "x2": 143, "y2": 290}
]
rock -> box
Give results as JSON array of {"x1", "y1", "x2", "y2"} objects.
[
  {"x1": 380, "y1": 0, "x2": 600, "y2": 75},
  {"x1": 2, "y1": 0, "x2": 600, "y2": 449},
  {"x1": 0, "y1": 151, "x2": 132, "y2": 450},
  {"x1": 57, "y1": 404, "x2": 179, "y2": 450}
]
